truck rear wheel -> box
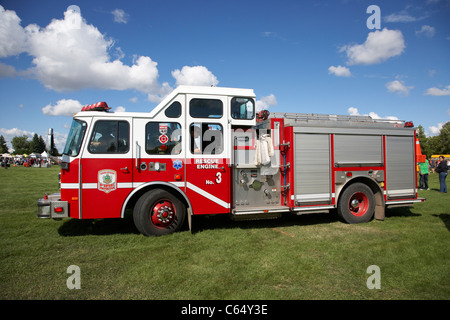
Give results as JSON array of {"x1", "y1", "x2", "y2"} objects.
[
  {"x1": 133, "y1": 189, "x2": 186, "y2": 236},
  {"x1": 338, "y1": 183, "x2": 375, "y2": 224}
]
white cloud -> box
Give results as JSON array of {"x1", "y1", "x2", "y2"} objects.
[
  {"x1": 385, "y1": 13, "x2": 421, "y2": 23},
  {"x1": 24, "y1": 10, "x2": 164, "y2": 94},
  {"x1": 342, "y1": 28, "x2": 405, "y2": 65},
  {"x1": 328, "y1": 65, "x2": 351, "y2": 77},
  {"x1": 0, "y1": 6, "x2": 27, "y2": 58},
  {"x1": 0, "y1": 6, "x2": 173, "y2": 103},
  {"x1": 384, "y1": 7, "x2": 428, "y2": 23},
  {"x1": 347, "y1": 107, "x2": 399, "y2": 122},
  {"x1": 256, "y1": 94, "x2": 277, "y2": 112},
  {"x1": 425, "y1": 85, "x2": 450, "y2": 96},
  {"x1": 0, "y1": 5, "x2": 221, "y2": 105},
  {"x1": 348, "y1": 107, "x2": 359, "y2": 116},
  {"x1": 416, "y1": 25, "x2": 435, "y2": 38},
  {"x1": 0, "y1": 127, "x2": 35, "y2": 138},
  {"x1": 368, "y1": 112, "x2": 399, "y2": 121},
  {"x1": 111, "y1": 9, "x2": 129, "y2": 24},
  {"x1": 42, "y1": 99, "x2": 83, "y2": 116},
  {"x1": 386, "y1": 80, "x2": 414, "y2": 96},
  {"x1": 114, "y1": 106, "x2": 126, "y2": 112},
  {"x1": 147, "y1": 82, "x2": 173, "y2": 103},
  {"x1": 428, "y1": 122, "x2": 444, "y2": 136},
  {"x1": 171, "y1": 66, "x2": 219, "y2": 87},
  {"x1": 0, "y1": 61, "x2": 16, "y2": 78}
]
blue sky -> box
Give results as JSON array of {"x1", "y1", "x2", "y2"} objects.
[{"x1": 1, "y1": 0, "x2": 449, "y2": 152}]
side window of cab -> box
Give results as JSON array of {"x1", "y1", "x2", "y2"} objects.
[{"x1": 88, "y1": 120, "x2": 129, "y2": 154}]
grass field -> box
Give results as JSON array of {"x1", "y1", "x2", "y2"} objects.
[{"x1": 0, "y1": 166, "x2": 448, "y2": 300}]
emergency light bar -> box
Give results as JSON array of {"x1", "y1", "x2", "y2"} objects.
[{"x1": 81, "y1": 102, "x2": 110, "y2": 112}]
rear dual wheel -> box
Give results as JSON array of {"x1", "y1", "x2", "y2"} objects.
[
  {"x1": 133, "y1": 189, "x2": 186, "y2": 236},
  {"x1": 338, "y1": 183, "x2": 375, "y2": 224}
]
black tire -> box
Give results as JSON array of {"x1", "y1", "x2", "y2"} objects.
[
  {"x1": 133, "y1": 189, "x2": 186, "y2": 236},
  {"x1": 337, "y1": 183, "x2": 375, "y2": 224}
]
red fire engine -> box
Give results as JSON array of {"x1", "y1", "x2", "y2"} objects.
[{"x1": 37, "y1": 86, "x2": 425, "y2": 236}]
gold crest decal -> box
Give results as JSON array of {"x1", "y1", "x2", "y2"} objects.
[{"x1": 98, "y1": 169, "x2": 117, "y2": 193}]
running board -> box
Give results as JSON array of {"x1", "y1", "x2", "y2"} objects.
[
  {"x1": 386, "y1": 198, "x2": 425, "y2": 208},
  {"x1": 232, "y1": 206, "x2": 290, "y2": 215}
]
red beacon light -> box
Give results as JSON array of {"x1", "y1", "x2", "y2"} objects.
[
  {"x1": 81, "y1": 102, "x2": 111, "y2": 112},
  {"x1": 404, "y1": 121, "x2": 414, "y2": 127}
]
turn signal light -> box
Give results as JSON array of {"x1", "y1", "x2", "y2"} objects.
[{"x1": 174, "y1": 174, "x2": 182, "y2": 181}]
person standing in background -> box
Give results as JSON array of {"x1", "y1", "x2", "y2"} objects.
[
  {"x1": 418, "y1": 159, "x2": 429, "y2": 190},
  {"x1": 435, "y1": 156, "x2": 448, "y2": 193}
]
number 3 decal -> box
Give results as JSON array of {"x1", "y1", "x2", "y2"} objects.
[{"x1": 215, "y1": 172, "x2": 222, "y2": 184}]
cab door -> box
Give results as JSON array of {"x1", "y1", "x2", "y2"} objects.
[
  {"x1": 80, "y1": 119, "x2": 133, "y2": 219},
  {"x1": 185, "y1": 94, "x2": 231, "y2": 214}
]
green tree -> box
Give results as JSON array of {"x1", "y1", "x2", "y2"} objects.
[
  {"x1": 0, "y1": 135, "x2": 8, "y2": 153},
  {"x1": 38, "y1": 136, "x2": 46, "y2": 153},
  {"x1": 30, "y1": 134, "x2": 46, "y2": 154},
  {"x1": 438, "y1": 121, "x2": 450, "y2": 154},
  {"x1": 427, "y1": 135, "x2": 441, "y2": 156},
  {"x1": 31, "y1": 134, "x2": 45, "y2": 153},
  {"x1": 416, "y1": 122, "x2": 450, "y2": 157},
  {"x1": 11, "y1": 135, "x2": 31, "y2": 155}
]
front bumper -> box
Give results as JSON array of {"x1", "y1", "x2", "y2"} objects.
[{"x1": 37, "y1": 193, "x2": 69, "y2": 219}]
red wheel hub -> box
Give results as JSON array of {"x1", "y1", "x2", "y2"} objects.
[
  {"x1": 348, "y1": 192, "x2": 369, "y2": 217},
  {"x1": 151, "y1": 200, "x2": 176, "y2": 228}
]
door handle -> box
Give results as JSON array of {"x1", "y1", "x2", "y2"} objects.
[
  {"x1": 120, "y1": 167, "x2": 129, "y2": 173},
  {"x1": 135, "y1": 142, "x2": 141, "y2": 170}
]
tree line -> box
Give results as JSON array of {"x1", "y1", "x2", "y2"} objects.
[
  {"x1": 0, "y1": 134, "x2": 59, "y2": 156},
  {"x1": 417, "y1": 122, "x2": 450, "y2": 158}
]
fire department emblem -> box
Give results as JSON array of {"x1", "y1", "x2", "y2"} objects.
[{"x1": 98, "y1": 169, "x2": 117, "y2": 193}]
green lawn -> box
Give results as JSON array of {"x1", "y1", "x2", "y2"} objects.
[{"x1": 0, "y1": 166, "x2": 448, "y2": 300}]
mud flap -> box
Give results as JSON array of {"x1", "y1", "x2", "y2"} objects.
[{"x1": 187, "y1": 207, "x2": 193, "y2": 233}]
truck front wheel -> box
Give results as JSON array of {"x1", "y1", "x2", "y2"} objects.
[
  {"x1": 338, "y1": 183, "x2": 375, "y2": 224},
  {"x1": 133, "y1": 189, "x2": 186, "y2": 236}
]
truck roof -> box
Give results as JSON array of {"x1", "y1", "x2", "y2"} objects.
[{"x1": 74, "y1": 85, "x2": 256, "y2": 119}]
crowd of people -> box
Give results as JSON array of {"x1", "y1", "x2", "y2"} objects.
[
  {"x1": 0, "y1": 156, "x2": 53, "y2": 168},
  {"x1": 418, "y1": 155, "x2": 448, "y2": 193}
]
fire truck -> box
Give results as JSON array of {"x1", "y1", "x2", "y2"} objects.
[{"x1": 37, "y1": 86, "x2": 425, "y2": 236}]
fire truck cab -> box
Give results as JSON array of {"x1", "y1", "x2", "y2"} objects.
[{"x1": 38, "y1": 86, "x2": 425, "y2": 236}]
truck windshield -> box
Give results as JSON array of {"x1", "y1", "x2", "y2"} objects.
[{"x1": 63, "y1": 119, "x2": 87, "y2": 156}]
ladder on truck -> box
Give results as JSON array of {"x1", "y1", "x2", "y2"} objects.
[{"x1": 269, "y1": 112, "x2": 409, "y2": 129}]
